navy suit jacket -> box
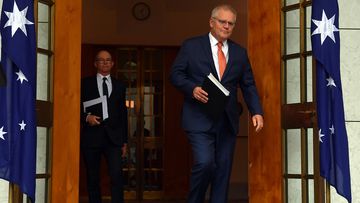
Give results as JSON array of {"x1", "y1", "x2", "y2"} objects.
[
  {"x1": 170, "y1": 34, "x2": 263, "y2": 134},
  {"x1": 81, "y1": 76, "x2": 128, "y2": 147}
]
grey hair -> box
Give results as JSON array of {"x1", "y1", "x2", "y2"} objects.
[{"x1": 211, "y1": 4, "x2": 237, "y2": 19}]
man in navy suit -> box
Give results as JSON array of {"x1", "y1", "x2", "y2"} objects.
[
  {"x1": 170, "y1": 4, "x2": 264, "y2": 203},
  {"x1": 81, "y1": 50, "x2": 128, "y2": 203}
]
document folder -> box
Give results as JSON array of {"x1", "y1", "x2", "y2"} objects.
[
  {"x1": 201, "y1": 73, "x2": 230, "y2": 119},
  {"x1": 83, "y1": 95, "x2": 108, "y2": 120}
]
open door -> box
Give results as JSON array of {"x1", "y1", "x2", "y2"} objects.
[{"x1": 80, "y1": 45, "x2": 191, "y2": 202}]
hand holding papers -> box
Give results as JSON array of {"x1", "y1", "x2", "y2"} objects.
[
  {"x1": 83, "y1": 95, "x2": 109, "y2": 121},
  {"x1": 201, "y1": 73, "x2": 230, "y2": 119}
]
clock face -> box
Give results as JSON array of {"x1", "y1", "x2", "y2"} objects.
[{"x1": 132, "y1": 2, "x2": 151, "y2": 21}]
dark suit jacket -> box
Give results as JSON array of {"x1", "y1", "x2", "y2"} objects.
[
  {"x1": 170, "y1": 34, "x2": 263, "y2": 134},
  {"x1": 81, "y1": 76, "x2": 128, "y2": 148}
]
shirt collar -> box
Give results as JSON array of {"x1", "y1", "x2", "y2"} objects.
[
  {"x1": 208, "y1": 32, "x2": 228, "y2": 48},
  {"x1": 97, "y1": 73, "x2": 110, "y2": 80}
]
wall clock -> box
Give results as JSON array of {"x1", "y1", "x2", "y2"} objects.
[{"x1": 132, "y1": 2, "x2": 151, "y2": 21}]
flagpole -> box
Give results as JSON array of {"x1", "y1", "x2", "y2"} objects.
[
  {"x1": 326, "y1": 181, "x2": 331, "y2": 203},
  {"x1": 9, "y1": 183, "x2": 22, "y2": 203}
]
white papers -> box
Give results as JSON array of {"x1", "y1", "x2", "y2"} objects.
[
  {"x1": 207, "y1": 73, "x2": 230, "y2": 96},
  {"x1": 83, "y1": 95, "x2": 108, "y2": 120}
]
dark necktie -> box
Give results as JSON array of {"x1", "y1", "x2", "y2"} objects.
[{"x1": 102, "y1": 77, "x2": 108, "y2": 98}]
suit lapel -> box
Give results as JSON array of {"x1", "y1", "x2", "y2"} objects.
[
  {"x1": 92, "y1": 76, "x2": 101, "y2": 98},
  {"x1": 222, "y1": 40, "x2": 234, "y2": 80},
  {"x1": 109, "y1": 77, "x2": 116, "y2": 99},
  {"x1": 201, "y1": 35, "x2": 219, "y2": 80}
]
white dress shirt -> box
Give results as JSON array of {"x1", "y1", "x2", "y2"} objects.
[
  {"x1": 96, "y1": 73, "x2": 112, "y2": 97},
  {"x1": 209, "y1": 32, "x2": 229, "y2": 80}
]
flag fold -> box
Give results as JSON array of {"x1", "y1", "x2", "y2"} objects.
[
  {"x1": 0, "y1": 0, "x2": 37, "y2": 201},
  {"x1": 311, "y1": 0, "x2": 352, "y2": 202}
]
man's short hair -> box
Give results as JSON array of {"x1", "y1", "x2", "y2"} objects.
[{"x1": 211, "y1": 4, "x2": 237, "y2": 19}]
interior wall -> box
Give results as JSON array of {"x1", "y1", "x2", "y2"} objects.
[{"x1": 82, "y1": 0, "x2": 247, "y2": 46}]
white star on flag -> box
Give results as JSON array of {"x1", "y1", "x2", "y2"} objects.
[
  {"x1": 329, "y1": 125, "x2": 335, "y2": 135},
  {"x1": 3, "y1": 0, "x2": 34, "y2": 37},
  {"x1": 311, "y1": 10, "x2": 339, "y2": 45},
  {"x1": 326, "y1": 77, "x2": 336, "y2": 87},
  {"x1": 15, "y1": 70, "x2": 28, "y2": 84},
  {"x1": 0, "y1": 126, "x2": 7, "y2": 140},
  {"x1": 19, "y1": 120, "x2": 26, "y2": 131},
  {"x1": 319, "y1": 129, "x2": 325, "y2": 143}
]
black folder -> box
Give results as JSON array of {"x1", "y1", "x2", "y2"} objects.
[
  {"x1": 83, "y1": 95, "x2": 108, "y2": 121},
  {"x1": 84, "y1": 102, "x2": 103, "y2": 120},
  {"x1": 201, "y1": 73, "x2": 230, "y2": 120}
]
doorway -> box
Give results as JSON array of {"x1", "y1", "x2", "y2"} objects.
[
  {"x1": 116, "y1": 47, "x2": 165, "y2": 200},
  {"x1": 80, "y1": 45, "x2": 191, "y2": 202}
]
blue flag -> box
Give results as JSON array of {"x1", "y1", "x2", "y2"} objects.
[
  {"x1": 311, "y1": 0, "x2": 352, "y2": 202},
  {"x1": 0, "y1": 0, "x2": 37, "y2": 202}
]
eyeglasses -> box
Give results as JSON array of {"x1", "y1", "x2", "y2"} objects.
[
  {"x1": 212, "y1": 17, "x2": 236, "y2": 27},
  {"x1": 96, "y1": 58, "x2": 112, "y2": 64}
]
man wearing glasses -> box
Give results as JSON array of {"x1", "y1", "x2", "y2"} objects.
[
  {"x1": 81, "y1": 50, "x2": 128, "y2": 203},
  {"x1": 170, "y1": 4, "x2": 264, "y2": 203}
]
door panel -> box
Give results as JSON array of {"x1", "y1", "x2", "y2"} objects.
[{"x1": 282, "y1": 103, "x2": 316, "y2": 129}]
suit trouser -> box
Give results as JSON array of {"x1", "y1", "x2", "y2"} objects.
[
  {"x1": 186, "y1": 115, "x2": 237, "y2": 203},
  {"x1": 82, "y1": 137, "x2": 124, "y2": 203}
]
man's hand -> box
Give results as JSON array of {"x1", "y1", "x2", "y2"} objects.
[
  {"x1": 86, "y1": 114, "x2": 101, "y2": 126},
  {"x1": 121, "y1": 144, "x2": 128, "y2": 158},
  {"x1": 193, "y1": 86, "x2": 208, "y2": 103},
  {"x1": 252, "y1": 114, "x2": 264, "y2": 133}
]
